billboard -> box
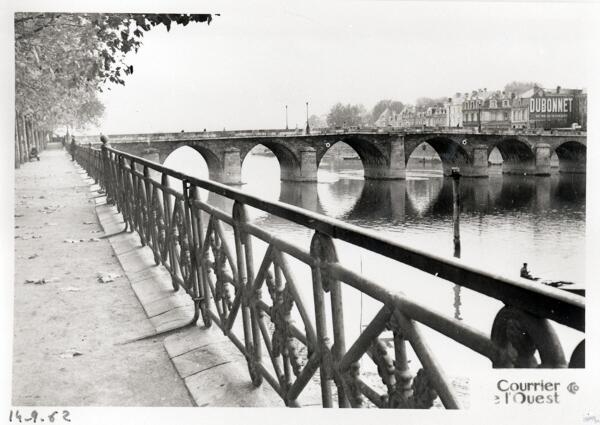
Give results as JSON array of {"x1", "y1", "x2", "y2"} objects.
[
  {"x1": 528, "y1": 95, "x2": 580, "y2": 128},
  {"x1": 529, "y1": 97, "x2": 574, "y2": 115}
]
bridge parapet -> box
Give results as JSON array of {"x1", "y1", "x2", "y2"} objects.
[
  {"x1": 73, "y1": 144, "x2": 585, "y2": 408},
  {"x1": 76, "y1": 127, "x2": 586, "y2": 142}
]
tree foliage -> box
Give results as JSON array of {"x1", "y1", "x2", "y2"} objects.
[
  {"x1": 15, "y1": 13, "x2": 212, "y2": 130},
  {"x1": 415, "y1": 97, "x2": 446, "y2": 108},
  {"x1": 371, "y1": 99, "x2": 404, "y2": 123},
  {"x1": 326, "y1": 103, "x2": 368, "y2": 128},
  {"x1": 308, "y1": 114, "x2": 326, "y2": 129},
  {"x1": 503, "y1": 81, "x2": 540, "y2": 95}
]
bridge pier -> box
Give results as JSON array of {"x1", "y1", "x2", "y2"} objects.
[
  {"x1": 281, "y1": 147, "x2": 317, "y2": 182},
  {"x1": 462, "y1": 145, "x2": 489, "y2": 178},
  {"x1": 534, "y1": 143, "x2": 551, "y2": 176},
  {"x1": 217, "y1": 147, "x2": 242, "y2": 184},
  {"x1": 364, "y1": 138, "x2": 406, "y2": 180},
  {"x1": 441, "y1": 145, "x2": 488, "y2": 178}
]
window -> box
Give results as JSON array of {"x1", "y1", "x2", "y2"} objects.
[{"x1": 489, "y1": 100, "x2": 497, "y2": 108}]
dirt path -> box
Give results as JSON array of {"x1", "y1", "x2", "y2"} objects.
[{"x1": 12, "y1": 144, "x2": 193, "y2": 406}]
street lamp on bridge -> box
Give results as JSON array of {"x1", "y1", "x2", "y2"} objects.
[
  {"x1": 285, "y1": 105, "x2": 288, "y2": 130},
  {"x1": 305, "y1": 101, "x2": 310, "y2": 135}
]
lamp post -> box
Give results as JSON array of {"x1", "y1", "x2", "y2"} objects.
[
  {"x1": 305, "y1": 101, "x2": 310, "y2": 135},
  {"x1": 478, "y1": 100, "x2": 482, "y2": 133},
  {"x1": 285, "y1": 105, "x2": 288, "y2": 130},
  {"x1": 451, "y1": 167, "x2": 461, "y2": 257}
]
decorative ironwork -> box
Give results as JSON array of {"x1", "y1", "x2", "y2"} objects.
[{"x1": 490, "y1": 306, "x2": 566, "y2": 368}]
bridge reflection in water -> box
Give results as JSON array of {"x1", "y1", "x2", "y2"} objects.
[{"x1": 76, "y1": 144, "x2": 585, "y2": 408}]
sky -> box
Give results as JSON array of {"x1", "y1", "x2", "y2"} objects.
[{"x1": 87, "y1": 1, "x2": 597, "y2": 135}]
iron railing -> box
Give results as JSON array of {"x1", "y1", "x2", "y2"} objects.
[{"x1": 74, "y1": 144, "x2": 585, "y2": 409}]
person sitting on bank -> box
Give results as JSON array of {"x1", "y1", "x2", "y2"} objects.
[
  {"x1": 29, "y1": 147, "x2": 40, "y2": 161},
  {"x1": 520, "y1": 263, "x2": 534, "y2": 280}
]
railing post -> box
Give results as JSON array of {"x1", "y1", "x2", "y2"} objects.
[
  {"x1": 309, "y1": 231, "x2": 348, "y2": 407},
  {"x1": 191, "y1": 185, "x2": 212, "y2": 327},
  {"x1": 101, "y1": 144, "x2": 113, "y2": 204},
  {"x1": 232, "y1": 201, "x2": 263, "y2": 387},
  {"x1": 183, "y1": 181, "x2": 202, "y2": 324},
  {"x1": 129, "y1": 158, "x2": 142, "y2": 234},
  {"x1": 161, "y1": 173, "x2": 180, "y2": 291}
]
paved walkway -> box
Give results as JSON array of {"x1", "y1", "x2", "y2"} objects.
[
  {"x1": 13, "y1": 144, "x2": 281, "y2": 407},
  {"x1": 12, "y1": 145, "x2": 193, "y2": 406}
]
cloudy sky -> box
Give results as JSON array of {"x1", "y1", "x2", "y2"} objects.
[{"x1": 87, "y1": 1, "x2": 597, "y2": 135}]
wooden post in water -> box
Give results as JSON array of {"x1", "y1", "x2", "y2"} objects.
[{"x1": 451, "y1": 167, "x2": 461, "y2": 257}]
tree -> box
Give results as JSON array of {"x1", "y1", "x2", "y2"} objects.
[
  {"x1": 415, "y1": 97, "x2": 447, "y2": 109},
  {"x1": 326, "y1": 103, "x2": 368, "y2": 128},
  {"x1": 15, "y1": 13, "x2": 212, "y2": 131},
  {"x1": 503, "y1": 81, "x2": 541, "y2": 95},
  {"x1": 371, "y1": 99, "x2": 404, "y2": 123},
  {"x1": 308, "y1": 114, "x2": 326, "y2": 129}
]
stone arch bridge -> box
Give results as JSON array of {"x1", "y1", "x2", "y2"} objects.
[{"x1": 79, "y1": 129, "x2": 586, "y2": 184}]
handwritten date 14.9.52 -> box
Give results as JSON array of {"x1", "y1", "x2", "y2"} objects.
[{"x1": 9, "y1": 410, "x2": 71, "y2": 423}]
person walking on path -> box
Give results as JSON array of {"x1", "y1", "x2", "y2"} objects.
[
  {"x1": 100, "y1": 134, "x2": 109, "y2": 146},
  {"x1": 69, "y1": 136, "x2": 77, "y2": 161}
]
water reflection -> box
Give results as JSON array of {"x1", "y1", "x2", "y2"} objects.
[{"x1": 204, "y1": 159, "x2": 586, "y2": 259}]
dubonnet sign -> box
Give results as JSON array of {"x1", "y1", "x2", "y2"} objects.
[{"x1": 529, "y1": 97, "x2": 573, "y2": 115}]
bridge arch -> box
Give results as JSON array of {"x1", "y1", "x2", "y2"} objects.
[
  {"x1": 554, "y1": 141, "x2": 586, "y2": 174},
  {"x1": 317, "y1": 141, "x2": 365, "y2": 181},
  {"x1": 318, "y1": 136, "x2": 391, "y2": 179},
  {"x1": 490, "y1": 138, "x2": 536, "y2": 175},
  {"x1": 242, "y1": 140, "x2": 317, "y2": 182},
  {"x1": 407, "y1": 136, "x2": 471, "y2": 176},
  {"x1": 184, "y1": 145, "x2": 223, "y2": 181},
  {"x1": 162, "y1": 145, "x2": 215, "y2": 180},
  {"x1": 240, "y1": 142, "x2": 300, "y2": 182}
]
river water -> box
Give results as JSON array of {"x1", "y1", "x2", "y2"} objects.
[{"x1": 163, "y1": 144, "x2": 586, "y2": 395}]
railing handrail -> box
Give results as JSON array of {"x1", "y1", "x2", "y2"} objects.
[{"x1": 101, "y1": 144, "x2": 584, "y2": 332}]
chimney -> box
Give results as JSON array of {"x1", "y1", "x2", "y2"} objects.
[{"x1": 556, "y1": 85, "x2": 561, "y2": 93}]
